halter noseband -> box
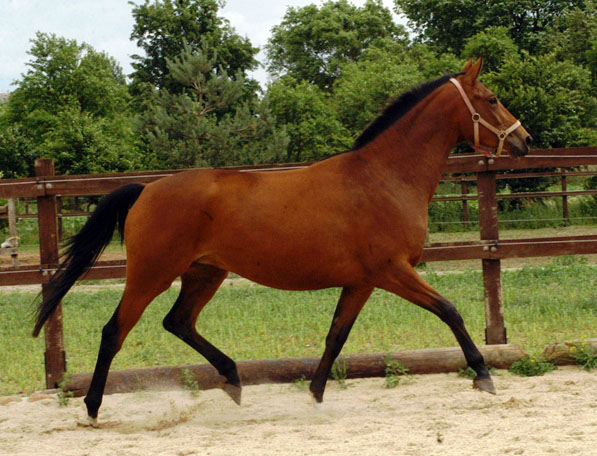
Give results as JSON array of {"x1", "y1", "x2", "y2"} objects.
[{"x1": 449, "y1": 78, "x2": 521, "y2": 158}]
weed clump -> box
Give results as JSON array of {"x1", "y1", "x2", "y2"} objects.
[
  {"x1": 331, "y1": 358, "x2": 349, "y2": 389},
  {"x1": 384, "y1": 358, "x2": 411, "y2": 388},
  {"x1": 569, "y1": 341, "x2": 597, "y2": 371},
  {"x1": 509, "y1": 356, "x2": 556, "y2": 377},
  {"x1": 291, "y1": 375, "x2": 308, "y2": 391},
  {"x1": 57, "y1": 373, "x2": 74, "y2": 407},
  {"x1": 181, "y1": 368, "x2": 201, "y2": 396}
]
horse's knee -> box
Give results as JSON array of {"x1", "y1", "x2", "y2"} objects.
[
  {"x1": 163, "y1": 314, "x2": 197, "y2": 343},
  {"x1": 162, "y1": 311, "x2": 178, "y2": 335},
  {"x1": 162, "y1": 297, "x2": 191, "y2": 337}
]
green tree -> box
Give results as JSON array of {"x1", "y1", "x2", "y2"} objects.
[
  {"x1": 266, "y1": 0, "x2": 407, "y2": 90},
  {"x1": 0, "y1": 33, "x2": 141, "y2": 176},
  {"x1": 541, "y1": 0, "x2": 597, "y2": 84},
  {"x1": 138, "y1": 45, "x2": 288, "y2": 168},
  {"x1": 486, "y1": 52, "x2": 597, "y2": 198},
  {"x1": 462, "y1": 27, "x2": 519, "y2": 73},
  {"x1": 332, "y1": 40, "x2": 460, "y2": 136},
  {"x1": 405, "y1": 43, "x2": 462, "y2": 80},
  {"x1": 485, "y1": 52, "x2": 597, "y2": 149},
  {"x1": 394, "y1": 0, "x2": 585, "y2": 55},
  {"x1": 266, "y1": 76, "x2": 350, "y2": 161},
  {"x1": 0, "y1": 125, "x2": 37, "y2": 178},
  {"x1": 130, "y1": 0, "x2": 258, "y2": 96}
]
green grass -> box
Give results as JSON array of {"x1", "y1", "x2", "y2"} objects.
[{"x1": 0, "y1": 257, "x2": 595, "y2": 395}]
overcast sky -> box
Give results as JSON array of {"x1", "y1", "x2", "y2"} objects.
[{"x1": 0, "y1": 0, "x2": 404, "y2": 93}]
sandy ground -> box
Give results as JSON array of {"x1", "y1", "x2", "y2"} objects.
[{"x1": 1, "y1": 367, "x2": 595, "y2": 456}]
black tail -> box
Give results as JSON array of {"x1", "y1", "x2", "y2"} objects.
[{"x1": 32, "y1": 183, "x2": 145, "y2": 337}]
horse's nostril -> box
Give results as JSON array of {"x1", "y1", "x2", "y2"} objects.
[{"x1": 525, "y1": 135, "x2": 533, "y2": 147}]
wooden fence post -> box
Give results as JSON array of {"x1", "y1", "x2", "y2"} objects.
[
  {"x1": 35, "y1": 158, "x2": 67, "y2": 388},
  {"x1": 7, "y1": 198, "x2": 18, "y2": 267},
  {"x1": 477, "y1": 170, "x2": 507, "y2": 345}
]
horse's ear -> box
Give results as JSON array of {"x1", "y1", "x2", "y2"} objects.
[{"x1": 461, "y1": 57, "x2": 483, "y2": 84}]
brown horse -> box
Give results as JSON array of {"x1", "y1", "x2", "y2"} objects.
[{"x1": 33, "y1": 58, "x2": 532, "y2": 426}]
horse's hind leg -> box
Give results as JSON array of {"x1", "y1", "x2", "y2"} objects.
[
  {"x1": 84, "y1": 282, "x2": 171, "y2": 426},
  {"x1": 310, "y1": 286, "x2": 374, "y2": 403},
  {"x1": 162, "y1": 263, "x2": 241, "y2": 404},
  {"x1": 379, "y1": 263, "x2": 495, "y2": 394}
]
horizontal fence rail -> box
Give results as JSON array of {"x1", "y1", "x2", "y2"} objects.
[{"x1": 1, "y1": 147, "x2": 596, "y2": 387}]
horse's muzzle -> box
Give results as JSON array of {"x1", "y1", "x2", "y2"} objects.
[{"x1": 509, "y1": 134, "x2": 533, "y2": 158}]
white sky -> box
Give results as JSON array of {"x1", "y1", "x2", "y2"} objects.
[{"x1": 0, "y1": 0, "x2": 403, "y2": 93}]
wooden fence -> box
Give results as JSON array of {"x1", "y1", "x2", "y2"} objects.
[
  {"x1": 433, "y1": 169, "x2": 597, "y2": 226},
  {"x1": 0, "y1": 147, "x2": 596, "y2": 388}
]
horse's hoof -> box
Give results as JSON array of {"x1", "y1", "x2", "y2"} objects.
[
  {"x1": 311, "y1": 397, "x2": 324, "y2": 410},
  {"x1": 222, "y1": 383, "x2": 242, "y2": 405},
  {"x1": 473, "y1": 376, "x2": 496, "y2": 395},
  {"x1": 87, "y1": 415, "x2": 99, "y2": 428},
  {"x1": 310, "y1": 390, "x2": 324, "y2": 404}
]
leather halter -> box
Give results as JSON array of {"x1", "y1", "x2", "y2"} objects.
[{"x1": 450, "y1": 78, "x2": 521, "y2": 158}]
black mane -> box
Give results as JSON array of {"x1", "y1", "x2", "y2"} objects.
[{"x1": 352, "y1": 72, "x2": 462, "y2": 149}]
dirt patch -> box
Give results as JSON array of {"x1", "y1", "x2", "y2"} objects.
[{"x1": 1, "y1": 367, "x2": 595, "y2": 456}]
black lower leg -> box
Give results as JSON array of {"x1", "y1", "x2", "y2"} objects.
[
  {"x1": 84, "y1": 310, "x2": 120, "y2": 419},
  {"x1": 309, "y1": 287, "x2": 373, "y2": 403},
  {"x1": 309, "y1": 323, "x2": 354, "y2": 402},
  {"x1": 182, "y1": 330, "x2": 240, "y2": 387},
  {"x1": 163, "y1": 308, "x2": 240, "y2": 388},
  {"x1": 436, "y1": 298, "x2": 491, "y2": 379}
]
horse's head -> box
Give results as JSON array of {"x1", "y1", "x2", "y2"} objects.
[{"x1": 451, "y1": 58, "x2": 532, "y2": 158}]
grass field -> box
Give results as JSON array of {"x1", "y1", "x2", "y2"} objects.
[{"x1": 0, "y1": 255, "x2": 595, "y2": 396}]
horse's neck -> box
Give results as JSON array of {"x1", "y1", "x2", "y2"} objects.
[{"x1": 358, "y1": 92, "x2": 460, "y2": 202}]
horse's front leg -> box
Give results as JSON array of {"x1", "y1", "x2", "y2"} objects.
[
  {"x1": 310, "y1": 286, "x2": 374, "y2": 403},
  {"x1": 378, "y1": 262, "x2": 495, "y2": 393}
]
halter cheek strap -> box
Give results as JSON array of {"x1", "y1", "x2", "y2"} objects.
[{"x1": 449, "y1": 78, "x2": 521, "y2": 158}]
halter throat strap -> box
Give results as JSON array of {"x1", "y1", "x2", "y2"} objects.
[{"x1": 449, "y1": 78, "x2": 521, "y2": 158}]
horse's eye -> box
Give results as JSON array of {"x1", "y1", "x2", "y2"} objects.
[{"x1": 489, "y1": 97, "x2": 498, "y2": 105}]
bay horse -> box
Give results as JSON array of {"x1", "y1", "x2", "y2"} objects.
[{"x1": 33, "y1": 58, "x2": 532, "y2": 426}]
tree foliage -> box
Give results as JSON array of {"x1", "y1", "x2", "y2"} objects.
[
  {"x1": 462, "y1": 26, "x2": 519, "y2": 73},
  {"x1": 137, "y1": 45, "x2": 288, "y2": 169},
  {"x1": 266, "y1": 76, "x2": 350, "y2": 161},
  {"x1": 485, "y1": 52, "x2": 597, "y2": 149},
  {"x1": 541, "y1": 0, "x2": 597, "y2": 84},
  {"x1": 394, "y1": 0, "x2": 586, "y2": 55},
  {"x1": 332, "y1": 41, "x2": 460, "y2": 135},
  {"x1": 130, "y1": 0, "x2": 258, "y2": 96},
  {"x1": 266, "y1": 0, "x2": 407, "y2": 90},
  {"x1": 0, "y1": 33, "x2": 140, "y2": 176},
  {"x1": 1, "y1": 0, "x2": 594, "y2": 182}
]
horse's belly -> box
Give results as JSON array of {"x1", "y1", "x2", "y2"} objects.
[{"x1": 198, "y1": 241, "x2": 362, "y2": 290}]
